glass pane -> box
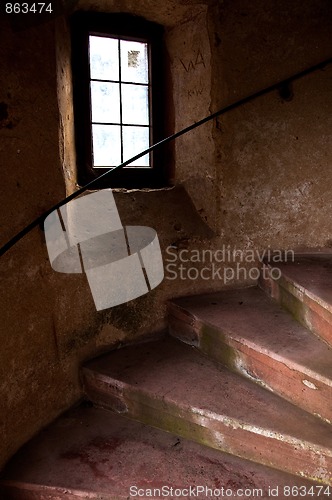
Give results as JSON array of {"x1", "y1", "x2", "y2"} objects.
[
  {"x1": 122, "y1": 84, "x2": 149, "y2": 125},
  {"x1": 120, "y1": 40, "x2": 149, "y2": 84},
  {"x1": 123, "y1": 126, "x2": 150, "y2": 167},
  {"x1": 91, "y1": 82, "x2": 120, "y2": 123},
  {"x1": 89, "y1": 35, "x2": 119, "y2": 81},
  {"x1": 92, "y1": 124, "x2": 121, "y2": 167}
]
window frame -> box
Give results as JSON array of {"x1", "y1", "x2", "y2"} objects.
[{"x1": 70, "y1": 12, "x2": 167, "y2": 189}]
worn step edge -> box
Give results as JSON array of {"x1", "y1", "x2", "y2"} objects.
[
  {"x1": 170, "y1": 303, "x2": 332, "y2": 386},
  {"x1": 168, "y1": 301, "x2": 332, "y2": 424},
  {"x1": 259, "y1": 262, "x2": 332, "y2": 348},
  {"x1": 82, "y1": 367, "x2": 332, "y2": 485}
]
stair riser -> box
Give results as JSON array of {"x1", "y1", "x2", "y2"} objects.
[
  {"x1": 259, "y1": 265, "x2": 332, "y2": 348},
  {"x1": 83, "y1": 370, "x2": 332, "y2": 485},
  {"x1": 169, "y1": 312, "x2": 332, "y2": 424}
]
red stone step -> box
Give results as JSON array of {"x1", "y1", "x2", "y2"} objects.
[
  {"x1": 168, "y1": 287, "x2": 332, "y2": 423},
  {"x1": 1, "y1": 406, "x2": 325, "y2": 500},
  {"x1": 82, "y1": 337, "x2": 332, "y2": 484},
  {"x1": 259, "y1": 254, "x2": 332, "y2": 347}
]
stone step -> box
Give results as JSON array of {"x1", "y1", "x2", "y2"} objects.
[
  {"x1": 168, "y1": 287, "x2": 332, "y2": 423},
  {"x1": 82, "y1": 337, "x2": 332, "y2": 484},
  {"x1": 1, "y1": 405, "x2": 325, "y2": 500},
  {"x1": 259, "y1": 254, "x2": 332, "y2": 347}
]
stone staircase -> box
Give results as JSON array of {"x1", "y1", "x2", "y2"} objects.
[
  {"x1": 260, "y1": 255, "x2": 332, "y2": 347},
  {"x1": 1, "y1": 254, "x2": 332, "y2": 499}
]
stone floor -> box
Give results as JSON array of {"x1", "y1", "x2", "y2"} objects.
[{"x1": 0, "y1": 405, "x2": 327, "y2": 499}]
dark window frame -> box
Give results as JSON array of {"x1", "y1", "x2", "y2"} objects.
[{"x1": 70, "y1": 12, "x2": 167, "y2": 189}]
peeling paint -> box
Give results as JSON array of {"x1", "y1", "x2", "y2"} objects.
[
  {"x1": 311, "y1": 455, "x2": 330, "y2": 484},
  {"x1": 190, "y1": 406, "x2": 332, "y2": 458},
  {"x1": 302, "y1": 379, "x2": 318, "y2": 390},
  {"x1": 234, "y1": 358, "x2": 271, "y2": 392}
]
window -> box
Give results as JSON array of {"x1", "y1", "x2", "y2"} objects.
[
  {"x1": 89, "y1": 36, "x2": 151, "y2": 169},
  {"x1": 71, "y1": 12, "x2": 167, "y2": 188}
]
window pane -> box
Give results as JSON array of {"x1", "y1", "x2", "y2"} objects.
[
  {"x1": 120, "y1": 40, "x2": 149, "y2": 84},
  {"x1": 89, "y1": 36, "x2": 119, "y2": 81},
  {"x1": 91, "y1": 82, "x2": 120, "y2": 123},
  {"x1": 92, "y1": 124, "x2": 121, "y2": 167},
  {"x1": 123, "y1": 126, "x2": 150, "y2": 167},
  {"x1": 122, "y1": 84, "x2": 149, "y2": 125}
]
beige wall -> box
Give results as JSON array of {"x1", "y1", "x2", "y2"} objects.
[
  {"x1": 0, "y1": 19, "x2": 82, "y2": 468},
  {"x1": 209, "y1": 0, "x2": 332, "y2": 250},
  {"x1": 0, "y1": 0, "x2": 331, "y2": 469}
]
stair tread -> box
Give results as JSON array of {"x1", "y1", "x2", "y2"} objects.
[
  {"x1": 170, "y1": 286, "x2": 332, "y2": 383},
  {"x1": 1, "y1": 405, "x2": 321, "y2": 499},
  {"x1": 84, "y1": 337, "x2": 332, "y2": 452},
  {"x1": 268, "y1": 255, "x2": 332, "y2": 312}
]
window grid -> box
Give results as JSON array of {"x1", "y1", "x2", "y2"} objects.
[
  {"x1": 89, "y1": 35, "x2": 152, "y2": 169},
  {"x1": 118, "y1": 38, "x2": 124, "y2": 163}
]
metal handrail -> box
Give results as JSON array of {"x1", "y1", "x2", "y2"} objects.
[{"x1": 1, "y1": 56, "x2": 331, "y2": 257}]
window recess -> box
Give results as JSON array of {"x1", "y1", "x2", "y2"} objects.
[{"x1": 71, "y1": 12, "x2": 167, "y2": 188}]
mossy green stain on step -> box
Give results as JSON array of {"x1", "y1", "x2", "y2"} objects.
[
  {"x1": 278, "y1": 281, "x2": 307, "y2": 325},
  {"x1": 122, "y1": 389, "x2": 222, "y2": 452},
  {"x1": 112, "y1": 388, "x2": 332, "y2": 485},
  {"x1": 199, "y1": 323, "x2": 239, "y2": 372}
]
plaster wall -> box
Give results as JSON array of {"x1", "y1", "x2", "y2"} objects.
[
  {"x1": 0, "y1": 0, "x2": 331, "y2": 470},
  {"x1": 0, "y1": 2, "x2": 214, "y2": 469},
  {"x1": 0, "y1": 19, "x2": 81, "y2": 469},
  {"x1": 209, "y1": 0, "x2": 332, "y2": 249}
]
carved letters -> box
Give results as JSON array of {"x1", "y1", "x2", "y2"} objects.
[{"x1": 180, "y1": 50, "x2": 206, "y2": 72}]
